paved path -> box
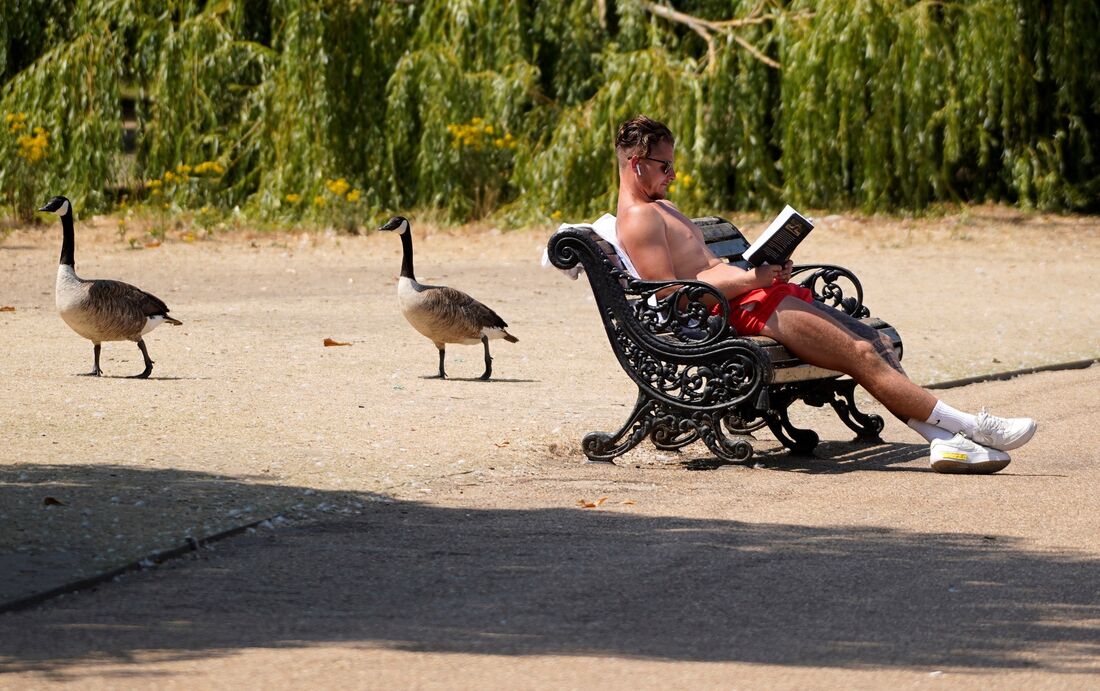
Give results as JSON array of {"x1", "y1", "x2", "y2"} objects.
[{"x1": 1, "y1": 367, "x2": 1097, "y2": 689}]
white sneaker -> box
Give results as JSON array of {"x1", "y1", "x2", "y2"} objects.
[
  {"x1": 930, "y1": 434, "x2": 1011, "y2": 474},
  {"x1": 969, "y1": 409, "x2": 1037, "y2": 451}
]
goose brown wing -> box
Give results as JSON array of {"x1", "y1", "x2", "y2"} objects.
[
  {"x1": 88, "y1": 279, "x2": 172, "y2": 317},
  {"x1": 425, "y1": 285, "x2": 510, "y2": 329}
]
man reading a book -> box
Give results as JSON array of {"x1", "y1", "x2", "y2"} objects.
[{"x1": 613, "y1": 115, "x2": 1036, "y2": 473}]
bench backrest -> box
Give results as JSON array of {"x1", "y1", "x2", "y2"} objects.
[{"x1": 693, "y1": 216, "x2": 751, "y2": 268}]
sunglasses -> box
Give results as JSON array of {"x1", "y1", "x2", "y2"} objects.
[{"x1": 639, "y1": 156, "x2": 674, "y2": 175}]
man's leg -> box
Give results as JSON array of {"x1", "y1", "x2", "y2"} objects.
[
  {"x1": 761, "y1": 296, "x2": 1035, "y2": 451},
  {"x1": 802, "y1": 301, "x2": 955, "y2": 439},
  {"x1": 805, "y1": 300, "x2": 905, "y2": 374},
  {"x1": 760, "y1": 297, "x2": 937, "y2": 422}
]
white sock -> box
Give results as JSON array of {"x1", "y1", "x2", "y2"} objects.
[
  {"x1": 907, "y1": 418, "x2": 955, "y2": 443},
  {"x1": 925, "y1": 401, "x2": 977, "y2": 436}
]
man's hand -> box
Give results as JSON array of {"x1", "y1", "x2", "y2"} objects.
[{"x1": 755, "y1": 260, "x2": 793, "y2": 288}]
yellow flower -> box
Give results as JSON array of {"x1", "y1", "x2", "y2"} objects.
[
  {"x1": 550, "y1": 210, "x2": 562, "y2": 221},
  {"x1": 313, "y1": 195, "x2": 326, "y2": 207},
  {"x1": 193, "y1": 160, "x2": 225, "y2": 176},
  {"x1": 285, "y1": 193, "x2": 301, "y2": 204},
  {"x1": 680, "y1": 174, "x2": 693, "y2": 188},
  {"x1": 346, "y1": 189, "x2": 361, "y2": 203},
  {"x1": 176, "y1": 164, "x2": 192, "y2": 175},
  {"x1": 326, "y1": 178, "x2": 350, "y2": 197},
  {"x1": 163, "y1": 171, "x2": 176, "y2": 183},
  {"x1": 16, "y1": 128, "x2": 49, "y2": 163},
  {"x1": 148, "y1": 179, "x2": 162, "y2": 188},
  {"x1": 493, "y1": 138, "x2": 504, "y2": 148}
]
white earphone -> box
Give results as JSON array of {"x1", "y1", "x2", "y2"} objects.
[{"x1": 635, "y1": 164, "x2": 642, "y2": 175}]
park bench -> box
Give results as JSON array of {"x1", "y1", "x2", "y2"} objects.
[{"x1": 546, "y1": 216, "x2": 903, "y2": 465}]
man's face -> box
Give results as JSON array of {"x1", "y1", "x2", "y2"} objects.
[{"x1": 633, "y1": 140, "x2": 676, "y2": 199}]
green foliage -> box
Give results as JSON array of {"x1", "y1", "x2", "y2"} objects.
[{"x1": 2, "y1": 0, "x2": 1097, "y2": 228}]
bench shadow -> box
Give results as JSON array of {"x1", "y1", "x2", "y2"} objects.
[
  {"x1": 416, "y1": 375, "x2": 539, "y2": 383},
  {"x1": 1, "y1": 463, "x2": 1098, "y2": 677},
  {"x1": 680, "y1": 439, "x2": 929, "y2": 473}
]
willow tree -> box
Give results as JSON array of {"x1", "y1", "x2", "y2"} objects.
[{"x1": 2, "y1": 0, "x2": 1097, "y2": 226}]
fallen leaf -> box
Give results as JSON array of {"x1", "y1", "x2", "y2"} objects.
[
  {"x1": 323, "y1": 338, "x2": 351, "y2": 347},
  {"x1": 578, "y1": 496, "x2": 609, "y2": 509},
  {"x1": 494, "y1": 440, "x2": 510, "y2": 448},
  {"x1": 43, "y1": 496, "x2": 65, "y2": 506},
  {"x1": 620, "y1": 499, "x2": 635, "y2": 505},
  {"x1": 0, "y1": 306, "x2": 14, "y2": 312},
  {"x1": 144, "y1": 240, "x2": 161, "y2": 248}
]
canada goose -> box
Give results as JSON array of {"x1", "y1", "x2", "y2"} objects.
[
  {"x1": 379, "y1": 216, "x2": 517, "y2": 380},
  {"x1": 38, "y1": 195, "x2": 182, "y2": 378}
]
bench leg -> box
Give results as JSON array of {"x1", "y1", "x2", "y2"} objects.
[
  {"x1": 651, "y1": 425, "x2": 700, "y2": 451},
  {"x1": 764, "y1": 404, "x2": 820, "y2": 455},
  {"x1": 827, "y1": 379, "x2": 885, "y2": 440},
  {"x1": 582, "y1": 391, "x2": 755, "y2": 465},
  {"x1": 700, "y1": 414, "x2": 755, "y2": 464},
  {"x1": 582, "y1": 392, "x2": 660, "y2": 464}
]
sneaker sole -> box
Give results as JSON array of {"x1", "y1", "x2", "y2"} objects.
[{"x1": 931, "y1": 457, "x2": 1011, "y2": 474}]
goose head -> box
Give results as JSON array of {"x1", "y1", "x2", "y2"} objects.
[
  {"x1": 379, "y1": 216, "x2": 410, "y2": 235},
  {"x1": 39, "y1": 195, "x2": 72, "y2": 217}
]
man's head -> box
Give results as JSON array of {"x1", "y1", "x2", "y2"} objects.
[
  {"x1": 615, "y1": 115, "x2": 674, "y2": 162},
  {"x1": 616, "y1": 115, "x2": 676, "y2": 200}
]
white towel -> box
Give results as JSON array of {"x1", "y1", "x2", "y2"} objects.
[{"x1": 541, "y1": 213, "x2": 640, "y2": 280}]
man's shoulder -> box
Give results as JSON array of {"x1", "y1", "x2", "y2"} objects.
[{"x1": 617, "y1": 202, "x2": 668, "y2": 240}]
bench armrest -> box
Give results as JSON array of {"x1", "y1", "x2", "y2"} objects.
[{"x1": 791, "y1": 264, "x2": 870, "y2": 318}]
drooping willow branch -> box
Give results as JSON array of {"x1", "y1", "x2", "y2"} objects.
[{"x1": 638, "y1": 1, "x2": 813, "y2": 70}]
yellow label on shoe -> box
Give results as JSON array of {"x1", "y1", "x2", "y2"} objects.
[{"x1": 938, "y1": 452, "x2": 969, "y2": 461}]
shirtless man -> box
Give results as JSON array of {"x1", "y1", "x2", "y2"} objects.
[{"x1": 613, "y1": 115, "x2": 1036, "y2": 473}]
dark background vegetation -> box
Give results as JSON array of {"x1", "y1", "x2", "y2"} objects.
[{"x1": 2, "y1": 0, "x2": 1097, "y2": 227}]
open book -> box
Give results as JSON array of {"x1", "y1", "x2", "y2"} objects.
[{"x1": 742, "y1": 205, "x2": 814, "y2": 267}]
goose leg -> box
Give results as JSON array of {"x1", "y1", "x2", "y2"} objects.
[
  {"x1": 131, "y1": 339, "x2": 154, "y2": 379},
  {"x1": 479, "y1": 335, "x2": 493, "y2": 381},
  {"x1": 81, "y1": 343, "x2": 103, "y2": 377},
  {"x1": 435, "y1": 346, "x2": 447, "y2": 379}
]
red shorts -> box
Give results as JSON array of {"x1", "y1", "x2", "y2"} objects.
[{"x1": 712, "y1": 283, "x2": 814, "y2": 336}]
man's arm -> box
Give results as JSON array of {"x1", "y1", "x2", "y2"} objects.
[{"x1": 697, "y1": 257, "x2": 791, "y2": 300}]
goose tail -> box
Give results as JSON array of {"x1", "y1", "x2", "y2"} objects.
[{"x1": 503, "y1": 331, "x2": 518, "y2": 343}]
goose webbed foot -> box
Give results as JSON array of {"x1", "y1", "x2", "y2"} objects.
[
  {"x1": 479, "y1": 336, "x2": 493, "y2": 381},
  {"x1": 79, "y1": 369, "x2": 102, "y2": 377},
  {"x1": 130, "y1": 339, "x2": 154, "y2": 379}
]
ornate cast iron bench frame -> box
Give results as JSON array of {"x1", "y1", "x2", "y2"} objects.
[{"x1": 546, "y1": 216, "x2": 903, "y2": 465}]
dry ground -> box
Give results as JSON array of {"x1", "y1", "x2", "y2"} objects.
[{"x1": 0, "y1": 207, "x2": 1098, "y2": 688}]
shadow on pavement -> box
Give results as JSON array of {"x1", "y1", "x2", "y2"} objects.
[{"x1": 1, "y1": 463, "x2": 1098, "y2": 676}]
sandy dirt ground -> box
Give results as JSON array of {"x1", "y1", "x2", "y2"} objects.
[{"x1": 0, "y1": 207, "x2": 1098, "y2": 688}]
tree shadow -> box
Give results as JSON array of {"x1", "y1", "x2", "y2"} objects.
[{"x1": 0, "y1": 463, "x2": 1098, "y2": 677}]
